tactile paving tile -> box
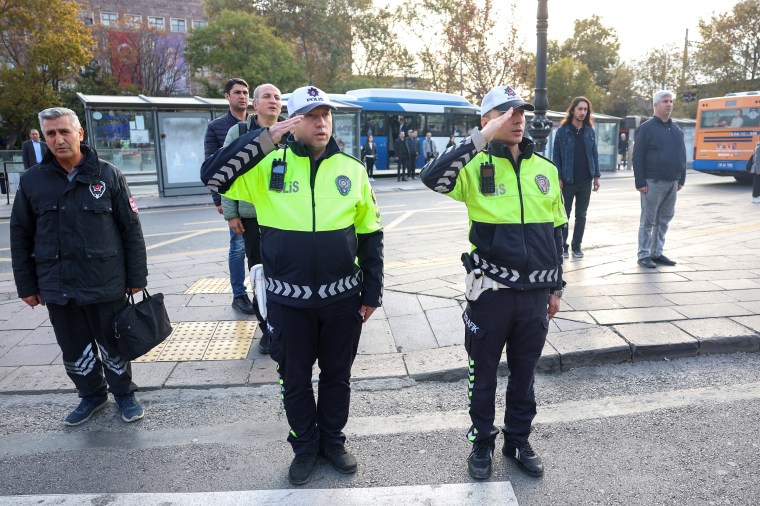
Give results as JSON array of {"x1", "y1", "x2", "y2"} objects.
[
  {"x1": 185, "y1": 278, "x2": 252, "y2": 294},
  {"x1": 157, "y1": 339, "x2": 210, "y2": 361},
  {"x1": 203, "y1": 339, "x2": 253, "y2": 360},
  {"x1": 132, "y1": 341, "x2": 168, "y2": 363},
  {"x1": 213, "y1": 321, "x2": 257, "y2": 339},
  {"x1": 169, "y1": 321, "x2": 219, "y2": 340},
  {"x1": 131, "y1": 320, "x2": 256, "y2": 362}
]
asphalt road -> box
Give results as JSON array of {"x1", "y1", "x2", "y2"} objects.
[{"x1": 0, "y1": 353, "x2": 758, "y2": 504}]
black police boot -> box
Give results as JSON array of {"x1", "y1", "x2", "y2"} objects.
[
  {"x1": 288, "y1": 453, "x2": 318, "y2": 485},
  {"x1": 320, "y1": 443, "x2": 358, "y2": 473},
  {"x1": 258, "y1": 329, "x2": 271, "y2": 355},
  {"x1": 467, "y1": 439, "x2": 495, "y2": 479},
  {"x1": 503, "y1": 439, "x2": 544, "y2": 477}
]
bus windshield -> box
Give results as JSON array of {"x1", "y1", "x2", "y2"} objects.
[{"x1": 693, "y1": 93, "x2": 760, "y2": 179}]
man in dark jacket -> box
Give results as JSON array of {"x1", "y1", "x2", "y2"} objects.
[
  {"x1": 204, "y1": 78, "x2": 254, "y2": 315},
  {"x1": 406, "y1": 130, "x2": 420, "y2": 179},
  {"x1": 21, "y1": 128, "x2": 48, "y2": 169},
  {"x1": 394, "y1": 130, "x2": 411, "y2": 181},
  {"x1": 633, "y1": 90, "x2": 686, "y2": 268},
  {"x1": 10, "y1": 107, "x2": 148, "y2": 426},
  {"x1": 552, "y1": 97, "x2": 601, "y2": 259}
]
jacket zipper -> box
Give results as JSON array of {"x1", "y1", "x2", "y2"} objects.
[{"x1": 310, "y1": 158, "x2": 318, "y2": 296}]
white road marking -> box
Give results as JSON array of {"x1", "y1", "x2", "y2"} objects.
[
  {"x1": 383, "y1": 211, "x2": 416, "y2": 231},
  {"x1": 0, "y1": 482, "x2": 519, "y2": 506},
  {"x1": 146, "y1": 230, "x2": 222, "y2": 251}
]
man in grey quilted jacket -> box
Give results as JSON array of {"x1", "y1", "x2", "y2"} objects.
[{"x1": 222, "y1": 83, "x2": 282, "y2": 354}]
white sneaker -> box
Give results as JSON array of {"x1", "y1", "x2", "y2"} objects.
[
  {"x1": 369, "y1": 177, "x2": 375, "y2": 182},
  {"x1": 753, "y1": 197, "x2": 760, "y2": 203}
]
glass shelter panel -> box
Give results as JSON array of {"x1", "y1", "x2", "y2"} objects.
[{"x1": 89, "y1": 110, "x2": 157, "y2": 173}]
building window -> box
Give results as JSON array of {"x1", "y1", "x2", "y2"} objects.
[
  {"x1": 80, "y1": 11, "x2": 94, "y2": 25},
  {"x1": 192, "y1": 20, "x2": 207, "y2": 30},
  {"x1": 148, "y1": 16, "x2": 164, "y2": 30},
  {"x1": 125, "y1": 14, "x2": 142, "y2": 27},
  {"x1": 101, "y1": 12, "x2": 118, "y2": 26},
  {"x1": 170, "y1": 18, "x2": 187, "y2": 33}
]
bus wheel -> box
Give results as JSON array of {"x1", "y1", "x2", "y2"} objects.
[{"x1": 734, "y1": 174, "x2": 753, "y2": 185}]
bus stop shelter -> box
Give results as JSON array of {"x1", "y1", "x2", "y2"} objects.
[{"x1": 77, "y1": 93, "x2": 361, "y2": 197}]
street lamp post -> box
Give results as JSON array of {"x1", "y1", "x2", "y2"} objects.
[{"x1": 528, "y1": 0, "x2": 552, "y2": 154}]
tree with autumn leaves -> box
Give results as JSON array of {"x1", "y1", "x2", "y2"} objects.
[{"x1": 0, "y1": 0, "x2": 93, "y2": 148}]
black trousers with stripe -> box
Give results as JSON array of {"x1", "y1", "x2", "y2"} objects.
[
  {"x1": 47, "y1": 298, "x2": 137, "y2": 399},
  {"x1": 268, "y1": 295, "x2": 363, "y2": 455},
  {"x1": 463, "y1": 288, "x2": 549, "y2": 444}
]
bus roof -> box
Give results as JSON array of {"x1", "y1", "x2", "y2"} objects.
[
  {"x1": 725, "y1": 91, "x2": 760, "y2": 97},
  {"x1": 346, "y1": 88, "x2": 475, "y2": 107}
]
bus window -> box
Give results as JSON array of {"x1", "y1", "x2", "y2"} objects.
[
  {"x1": 700, "y1": 107, "x2": 758, "y2": 128},
  {"x1": 363, "y1": 112, "x2": 387, "y2": 137},
  {"x1": 425, "y1": 113, "x2": 445, "y2": 136}
]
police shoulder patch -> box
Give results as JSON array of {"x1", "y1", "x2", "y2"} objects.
[
  {"x1": 336, "y1": 175, "x2": 351, "y2": 196},
  {"x1": 535, "y1": 174, "x2": 550, "y2": 194}
]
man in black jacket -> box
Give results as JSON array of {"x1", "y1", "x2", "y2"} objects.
[
  {"x1": 633, "y1": 90, "x2": 686, "y2": 268},
  {"x1": 10, "y1": 107, "x2": 148, "y2": 426},
  {"x1": 406, "y1": 130, "x2": 420, "y2": 179},
  {"x1": 204, "y1": 78, "x2": 255, "y2": 315},
  {"x1": 394, "y1": 131, "x2": 410, "y2": 181},
  {"x1": 21, "y1": 129, "x2": 48, "y2": 169}
]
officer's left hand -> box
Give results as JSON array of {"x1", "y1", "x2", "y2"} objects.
[
  {"x1": 359, "y1": 305, "x2": 376, "y2": 323},
  {"x1": 547, "y1": 294, "x2": 561, "y2": 320},
  {"x1": 677, "y1": 184, "x2": 683, "y2": 191},
  {"x1": 127, "y1": 287, "x2": 144, "y2": 295},
  {"x1": 593, "y1": 177, "x2": 600, "y2": 192}
]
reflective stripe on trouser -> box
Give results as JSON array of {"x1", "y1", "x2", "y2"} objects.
[
  {"x1": 638, "y1": 179, "x2": 678, "y2": 259},
  {"x1": 463, "y1": 288, "x2": 549, "y2": 444},
  {"x1": 267, "y1": 294, "x2": 363, "y2": 455},
  {"x1": 47, "y1": 298, "x2": 138, "y2": 398}
]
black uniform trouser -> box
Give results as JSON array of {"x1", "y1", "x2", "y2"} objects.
[
  {"x1": 562, "y1": 179, "x2": 592, "y2": 249},
  {"x1": 365, "y1": 158, "x2": 375, "y2": 177},
  {"x1": 407, "y1": 157, "x2": 417, "y2": 178},
  {"x1": 241, "y1": 217, "x2": 269, "y2": 336},
  {"x1": 463, "y1": 288, "x2": 549, "y2": 444},
  {"x1": 268, "y1": 294, "x2": 363, "y2": 455},
  {"x1": 397, "y1": 157, "x2": 410, "y2": 180},
  {"x1": 47, "y1": 298, "x2": 137, "y2": 399}
]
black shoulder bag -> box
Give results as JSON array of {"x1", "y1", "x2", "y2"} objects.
[{"x1": 113, "y1": 289, "x2": 173, "y2": 360}]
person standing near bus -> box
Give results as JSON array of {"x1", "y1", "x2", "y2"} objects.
[
  {"x1": 362, "y1": 134, "x2": 377, "y2": 181},
  {"x1": 633, "y1": 90, "x2": 686, "y2": 268},
  {"x1": 552, "y1": 97, "x2": 600, "y2": 259},
  {"x1": 394, "y1": 130, "x2": 411, "y2": 181}
]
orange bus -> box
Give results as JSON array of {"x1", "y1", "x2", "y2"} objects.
[{"x1": 693, "y1": 91, "x2": 760, "y2": 181}]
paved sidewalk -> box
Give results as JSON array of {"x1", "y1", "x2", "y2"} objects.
[{"x1": 1, "y1": 170, "x2": 759, "y2": 394}]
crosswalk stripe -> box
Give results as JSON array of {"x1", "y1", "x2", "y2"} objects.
[{"x1": 0, "y1": 482, "x2": 519, "y2": 505}]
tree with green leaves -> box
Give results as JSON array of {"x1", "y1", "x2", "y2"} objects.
[
  {"x1": 351, "y1": 6, "x2": 413, "y2": 85},
  {"x1": 559, "y1": 15, "x2": 620, "y2": 89},
  {"x1": 0, "y1": 0, "x2": 93, "y2": 147},
  {"x1": 186, "y1": 10, "x2": 305, "y2": 94},
  {"x1": 600, "y1": 64, "x2": 640, "y2": 118},
  {"x1": 634, "y1": 45, "x2": 683, "y2": 108},
  {"x1": 695, "y1": 0, "x2": 760, "y2": 95},
  {"x1": 546, "y1": 58, "x2": 603, "y2": 114}
]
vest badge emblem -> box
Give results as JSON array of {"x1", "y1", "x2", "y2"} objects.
[{"x1": 336, "y1": 175, "x2": 351, "y2": 196}]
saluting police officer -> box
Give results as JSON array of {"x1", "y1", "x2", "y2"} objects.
[
  {"x1": 201, "y1": 86, "x2": 383, "y2": 486},
  {"x1": 421, "y1": 86, "x2": 567, "y2": 479}
]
